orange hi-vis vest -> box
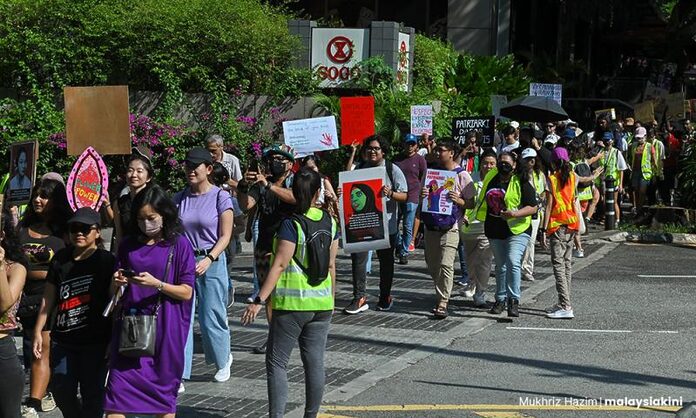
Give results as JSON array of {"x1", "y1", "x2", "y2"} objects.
[{"x1": 547, "y1": 171, "x2": 580, "y2": 235}]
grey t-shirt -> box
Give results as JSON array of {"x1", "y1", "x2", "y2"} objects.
[{"x1": 367, "y1": 160, "x2": 407, "y2": 235}]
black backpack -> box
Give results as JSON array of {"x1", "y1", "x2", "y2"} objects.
[
  {"x1": 291, "y1": 210, "x2": 333, "y2": 286},
  {"x1": 574, "y1": 161, "x2": 593, "y2": 188}
]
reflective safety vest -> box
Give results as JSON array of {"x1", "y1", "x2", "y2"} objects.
[
  {"x1": 640, "y1": 143, "x2": 653, "y2": 181},
  {"x1": 474, "y1": 168, "x2": 533, "y2": 235},
  {"x1": 547, "y1": 171, "x2": 580, "y2": 235},
  {"x1": 271, "y1": 207, "x2": 336, "y2": 311},
  {"x1": 570, "y1": 161, "x2": 593, "y2": 202},
  {"x1": 603, "y1": 148, "x2": 621, "y2": 182}
]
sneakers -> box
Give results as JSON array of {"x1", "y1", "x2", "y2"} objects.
[
  {"x1": 454, "y1": 278, "x2": 470, "y2": 287},
  {"x1": 408, "y1": 242, "x2": 415, "y2": 252},
  {"x1": 461, "y1": 282, "x2": 476, "y2": 298},
  {"x1": 547, "y1": 307, "x2": 574, "y2": 319},
  {"x1": 507, "y1": 299, "x2": 519, "y2": 317},
  {"x1": 376, "y1": 296, "x2": 393, "y2": 311},
  {"x1": 21, "y1": 406, "x2": 38, "y2": 418},
  {"x1": 473, "y1": 294, "x2": 488, "y2": 308},
  {"x1": 213, "y1": 353, "x2": 233, "y2": 382},
  {"x1": 41, "y1": 393, "x2": 56, "y2": 412},
  {"x1": 489, "y1": 300, "x2": 506, "y2": 315},
  {"x1": 253, "y1": 342, "x2": 267, "y2": 354},
  {"x1": 545, "y1": 304, "x2": 563, "y2": 313},
  {"x1": 343, "y1": 297, "x2": 369, "y2": 314},
  {"x1": 246, "y1": 290, "x2": 258, "y2": 304},
  {"x1": 573, "y1": 249, "x2": 585, "y2": 258},
  {"x1": 397, "y1": 254, "x2": 408, "y2": 265},
  {"x1": 178, "y1": 382, "x2": 186, "y2": 394}
]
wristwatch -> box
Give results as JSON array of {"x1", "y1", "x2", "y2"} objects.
[
  {"x1": 206, "y1": 253, "x2": 218, "y2": 263},
  {"x1": 253, "y1": 296, "x2": 267, "y2": 305}
]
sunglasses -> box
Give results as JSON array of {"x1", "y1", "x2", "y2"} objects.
[{"x1": 69, "y1": 223, "x2": 97, "y2": 235}]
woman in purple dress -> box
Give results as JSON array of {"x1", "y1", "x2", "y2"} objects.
[{"x1": 104, "y1": 185, "x2": 195, "y2": 417}]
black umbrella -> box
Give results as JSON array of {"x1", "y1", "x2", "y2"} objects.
[{"x1": 500, "y1": 95, "x2": 568, "y2": 123}]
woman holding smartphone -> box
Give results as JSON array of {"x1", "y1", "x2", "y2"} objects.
[{"x1": 104, "y1": 185, "x2": 195, "y2": 417}]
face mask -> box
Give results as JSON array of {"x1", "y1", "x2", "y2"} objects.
[
  {"x1": 499, "y1": 162, "x2": 513, "y2": 174},
  {"x1": 138, "y1": 217, "x2": 163, "y2": 238},
  {"x1": 270, "y1": 161, "x2": 286, "y2": 176}
]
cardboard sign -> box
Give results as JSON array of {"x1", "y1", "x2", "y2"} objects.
[
  {"x1": 634, "y1": 101, "x2": 655, "y2": 124},
  {"x1": 340, "y1": 97, "x2": 375, "y2": 145},
  {"x1": 490, "y1": 95, "x2": 508, "y2": 118},
  {"x1": 594, "y1": 108, "x2": 616, "y2": 120},
  {"x1": 665, "y1": 92, "x2": 686, "y2": 120},
  {"x1": 64, "y1": 86, "x2": 131, "y2": 155},
  {"x1": 452, "y1": 116, "x2": 495, "y2": 147},
  {"x1": 6, "y1": 141, "x2": 38, "y2": 206},
  {"x1": 66, "y1": 147, "x2": 109, "y2": 212},
  {"x1": 422, "y1": 169, "x2": 457, "y2": 215},
  {"x1": 411, "y1": 105, "x2": 433, "y2": 135},
  {"x1": 529, "y1": 83, "x2": 562, "y2": 105},
  {"x1": 282, "y1": 116, "x2": 339, "y2": 155},
  {"x1": 338, "y1": 166, "x2": 390, "y2": 253}
]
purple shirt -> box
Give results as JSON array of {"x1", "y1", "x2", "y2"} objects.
[
  {"x1": 396, "y1": 153, "x2": 427, "y2": 203},
  {"x1": 173, "y1": 185, "x2": 233, "y2": 250}
]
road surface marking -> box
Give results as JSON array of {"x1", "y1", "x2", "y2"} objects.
[
  {"x1": 637, "y1": 275, "x2": 696, "y2": 278},
  {"x1": 506, "y1": 326, "x2": 678, "y2": 334},
  {"x1": 322, "y1": 404, "x2": 681, "y2": 412}
]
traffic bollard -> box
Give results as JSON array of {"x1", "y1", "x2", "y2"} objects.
[{"x1": 604, "y1": 177, "x2": 616, "y2": 230}]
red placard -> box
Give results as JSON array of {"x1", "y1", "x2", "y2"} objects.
[{"x1": 340, "y1": 96, "x2": 375, "y2": 145}]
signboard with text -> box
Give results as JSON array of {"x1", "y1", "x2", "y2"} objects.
[
  {"x1": 340, "y1": 97, "x2": 375, "y2": 145},
  {"x1": 411, "y1": 105, "x2": 433, "y2": 136},
  {"x1": 66, "y1": 146, "x2": 109, "y2": 212},
  {"x1": 311, "y1": 28, "x2": 369, "y2": 88},
  {"x1": 452, "y1": 116, "x2": 495, "y2": 147},
  {"x1": 396, "y1": 32, "x2": 411, "y2": 92},
  {"x1": 529, "y1": 83, "x2": 563, "y2": 105},
  {"x1": 282, "y1": 116, "x2": 339, "y2": 155}
]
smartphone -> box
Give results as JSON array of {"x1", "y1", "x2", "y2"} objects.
[
  {"x1": 249, "y1": 159, "x2": 259, "y2": 173},
  {"x1": 121, "y1": 269, "x2": 136, "y2": 278}
]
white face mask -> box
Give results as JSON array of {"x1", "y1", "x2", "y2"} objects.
[{"x1": 138, "y1": 217, "x2": 163, "y2": 237}]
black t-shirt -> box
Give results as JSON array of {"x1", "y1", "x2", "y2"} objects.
[
  {"x1": 19, "y1": 227, "x2": 66, "y2": 296},
  {"x1": 484, "y1": 174, "x2": 537, "y2": 240},
  {"x1": 46, "y1": 248, "x2": 115, "y2": 347},
  {"x1": 248, "y1": 174, "x2": 295, "y2": 253}
]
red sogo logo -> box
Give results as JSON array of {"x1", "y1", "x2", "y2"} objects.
[{"x1": 317, "y1": 35, "x2": 360, "y2": 82}]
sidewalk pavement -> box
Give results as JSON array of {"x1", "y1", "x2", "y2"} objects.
[{"x1": 21, "y1": 226, "x2": 614, "y2": 417}]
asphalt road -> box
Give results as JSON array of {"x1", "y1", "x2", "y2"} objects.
[{"x1": 322, "y1": 243, "x2": 696, "y2": 418}]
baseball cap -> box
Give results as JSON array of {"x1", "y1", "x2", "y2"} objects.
[
  {"x1": 68, "y1": 207, "x2": 101, "y2": 227},
  {"x1": 561, "y1": 128, "x2": 576, "y2": 139},
  {"x1": 41, "y1": 172, "x2": 65, "y2": 186},
  {"x1": 634, "y1": 127, "x2": 647, "y2": 138},
  {"x1": 521, "y1": 148, "x2": 537, "y2": 159},
  {"x1": 263, "y1": 144, "x2": 295, "y2": 162},
  {"x1": 404, "y1": 133, "x2": 418, "y2": 144},
  {"x1": 602, "y1": 131, "x2": 614, "y2": 141},
  {"x1": 551, "y1": 147, "x2": 570, "y2": 163},
  {"x1": 185, "y1": 147, "x2": 213, "y2": 165},
  {"x1": 544, "y1": 135, "x2": 559, "y2": 145},
  {"x1": 510, "y1": 121, "x2": 520, "y2": 129}
]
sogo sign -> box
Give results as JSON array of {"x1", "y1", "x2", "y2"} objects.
[{"x1": 311, "y1": 28, "x2": 368, "y2": 88}]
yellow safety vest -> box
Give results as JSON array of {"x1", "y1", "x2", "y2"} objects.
[
  {"x1": 474, "y1": 168, "x2": 533, "y2": 235},
  {"x1": 271, "y1": 207, "x2": 336, "y2": 311},
  {"x1": 640, "y1": 143, "x2": 653, "y2": 181}
]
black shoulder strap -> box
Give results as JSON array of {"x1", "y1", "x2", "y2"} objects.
[{"x1": 385, "y1": 160, "x2": 395, "y2": 188}]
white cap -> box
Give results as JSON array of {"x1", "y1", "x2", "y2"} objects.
[
  {"x1": 521, "y1": 148, "x2": 538, "y2": 159},
  {"x1": 510, "y1": 121, "x2": 520, "y2": 129},
  {"x1": 544, "y1": 134, "x2": 559, "y2": 145},
  {"x1": 635, "y1": 127, "x2": 647, "y2": 138}
]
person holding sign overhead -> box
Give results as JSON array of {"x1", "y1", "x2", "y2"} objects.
[
  {"x1": 341, "y1": 135, "x2": 408, "y2": 314},
  {"x1": 420, "y1": 138, "x2": 476, "y2": 319}
]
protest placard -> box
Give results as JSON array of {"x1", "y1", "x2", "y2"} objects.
[
  {"x1": 338, "y1": 166, "x2": 390, "y2": 253},
  {"x1": 66, "y1": 146, "x2": 110, "y2": 212},
  {"x1": 340, "y1": 96, "x2": 375, "y2": 145},
  {"x1": 411, "y1": 105, "x2": 433, "y2": 135},
  {"x1": 452, "y1": 116, "x2": 495, "y2": 147},
  {"x1": 665, "y1": 92, "x2": 686, "y2": 120},
  {"x1": 634, "y1": 101, "x2": 655, "y2": 124},
  {"x1": 283, "y1": 116, "x2": 339, "y2": 155},
  {"x1": 529, "y1": 83, "x2": 562, "y2": 105},
  {"x1": 64, "y1": 86, "x2": 131, "y2": 155},
  {"x1": 594, "y1": 108, "x2": 616, "y2": 120},
  {"x1": 421, "y1": 169, "x2": 457, "y2": 215},
  {"x1": 6, "y1": 141, "x2": 38, "y2": 206}
]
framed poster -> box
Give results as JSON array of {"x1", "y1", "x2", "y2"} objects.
[
  {"x1": 338, "y1": 166, "x2": 390, "y2": 253},
  {"x1": 422, "y1": 169, "x2": 457, "y2": 215},
  {"x1": 64, "y1": 85, "x2": 131, "y2": 155},
  {"x1": 66, "y1": 147, "x2": 110, "y2": 212},
  {"x1": 6, "y1": 141, "x2": 38, "y2": 206}
]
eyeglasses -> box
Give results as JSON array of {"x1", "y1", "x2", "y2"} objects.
[
  {"x1": 365, "y1": 146, "x2": 382, "y2": 153},
  {"x1": 434, "y1": 147, "x2": 452, "y2": 153},
  {"x1": 69, "y1": 224, "x2": 97, "y2": 235}
]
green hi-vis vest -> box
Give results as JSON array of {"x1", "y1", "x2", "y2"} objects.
[
  {"x1": 603, "y1": 148, "x2": 621, "y2": 182},
  {"x1": 271, "y1": 207, "x2": 336, "y2": 312},
  {"x1": 570, "y1": 161, "x2": 593, "y2": 201},
  {"x1": 640, "y1": 142, "x2": 653, "y2": 181},
  {"x1": 473, "y1": 168, "x2": 533, "y2": 235}
]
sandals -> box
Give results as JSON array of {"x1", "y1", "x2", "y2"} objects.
[{"x1": 432, "y1": 303, "x2": 448, "y2": 319}]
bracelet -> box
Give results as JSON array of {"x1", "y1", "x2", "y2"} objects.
[
  {"x1": 206, "y1": 254, "x2": 216, "y2": 263},
  {"x1": 157, "y1": 281, "x2": 165, "y2": 292}
]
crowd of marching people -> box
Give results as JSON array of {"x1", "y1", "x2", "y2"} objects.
[{"x1": 0, "y1": 112, "x2": 693, "y2": 417}]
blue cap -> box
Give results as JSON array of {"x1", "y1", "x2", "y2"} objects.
[
  {"x1": 404, "y1": 133, "x2": 418, "y2": 144},
  {"x1": 562, "y1": 128, "x2": 576, "y2": 139},
  {"x1": 602, "y1": 131, "x2": 614, "y2": 141}
]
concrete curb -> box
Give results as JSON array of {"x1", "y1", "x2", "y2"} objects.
[{"x1": 624, "y1": 231, "x2": 696, "y2": 248}]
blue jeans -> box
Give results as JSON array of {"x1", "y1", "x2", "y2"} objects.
[
  {"x1": 50, "y1": 343, "x2": 108, "y2": 418},
  {"x1": 457, "y1": 243, "x2": 470, "y2": 283},
  {"x1": 489, "y1": 234, "x2": 531, "y2": 302},
  {"x1": 396, "y1": 202, "x2": 419, "y2": 256},
  {"x1": 183, "y1": 252, "x2": 231, "y2": 379}
]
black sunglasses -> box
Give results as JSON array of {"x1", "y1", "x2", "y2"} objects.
[{"x1": 69, "y1": 223, "x2": 97, "y2": 235}]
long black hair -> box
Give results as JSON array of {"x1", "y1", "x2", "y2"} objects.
[
  {"x1": 292, "y1": 167, "x2": 322, "y2": 214},
  {"x1": 557, "y1": 160, "x2": 573, "y2": 188},
  {"x1": 21, "y1": 179, "x2": 72, "y2": 237},
  {"x1": 128, "y1": 185, "x2": 183, "y2": 242},
  {"x1": 348, "y1": 183, "x2": 377, "y2": 214},
  {"x1": 2, "y1": 208, "x2": 28, "y2": 268}
]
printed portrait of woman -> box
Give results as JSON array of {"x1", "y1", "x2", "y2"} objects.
[{"x1": 345, "y1": 182, "x2": 385, "y2": 243}]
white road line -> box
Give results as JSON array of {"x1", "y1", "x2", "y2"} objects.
[
  {"x1": 506, "y1": 326, "x2": 678, "y2": 334},
  {"x1": 637, "y1": 274, "x2": 696, "y2": 278}
]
